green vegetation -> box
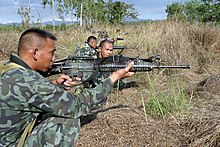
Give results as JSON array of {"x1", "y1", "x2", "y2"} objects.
[
  {"x1": 166, "y1": 0, "x2": 220, "y2": 25},
  {"x1": 41, "y1": 0, "x2": 138, "y2": 26},
  {"x1": 140, "y1": 70, "x2": 193, "y2": 119},
  {"x1": 6, "y1": 0, "x2": 219, "y2": 31}
]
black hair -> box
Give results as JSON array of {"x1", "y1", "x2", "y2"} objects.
[
  {"x1": 87, "y1": 36, "x2": 97, "y2": 44},
  {"x1": 99, "y1": 39, "x2": 113, "y2": 48},
  {"x1": 18, "y1": 28, "x2": 57, "y2": 51}
]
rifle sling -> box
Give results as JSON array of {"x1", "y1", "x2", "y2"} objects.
[
  {"x1": 1, "y1": 63, "x2": 24, "y2": 76},
  {"x1": 17, "y1": 119, "x2": 36, "y2": 147}
]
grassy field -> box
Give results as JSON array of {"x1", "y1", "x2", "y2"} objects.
[{"x1": 0, "y1": 21, "x2": 220, "y2": 146}]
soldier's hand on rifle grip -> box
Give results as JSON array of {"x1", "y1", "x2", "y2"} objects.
[
  {"x1": 53, "y1": 74, "x2": 81, "y2": 90},
  {"x1": 109, "y1": 61, "x2": 134, "y2": 83}
]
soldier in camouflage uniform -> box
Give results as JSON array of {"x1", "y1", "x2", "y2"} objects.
[
  {"x1": 97, "y1": 39, "x2": 127, "y2": 90},
  {"x1": 74, "y1": 36, "x2": 98, "y2": 58},
  {"x1": 75, "y1": 39, "x2": 127, "y2": 90},
  {"x1": 0, "y1": 28, "x2": 134, "y2": 146}
]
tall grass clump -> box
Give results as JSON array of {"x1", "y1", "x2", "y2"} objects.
[
  {"x1": 141, "y1": 71, "x2": 192, "y2": 119},
  {"x1": 186, "y1": 25, "x2": 220, "y2": 74}
]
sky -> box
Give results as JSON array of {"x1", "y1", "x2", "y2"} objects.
[{"x1": 0, "y1": 0, "x2": 185, "y2": 24}]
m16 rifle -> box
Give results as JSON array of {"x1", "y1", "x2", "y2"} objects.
[{"x1": 47, "y1": 55, "x2": 190, "y2": 87}]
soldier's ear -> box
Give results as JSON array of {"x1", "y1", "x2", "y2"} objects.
[
  {"x1": 32, "y1": 48, "x2": 39, "y2": 61},
  {"x1": 98, "y1": 47, "x2": 101, "y2": 52}
]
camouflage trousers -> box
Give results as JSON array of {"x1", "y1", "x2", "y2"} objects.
[{"x1": 23, "y1": 117, "x2": 80, "y2": 147}]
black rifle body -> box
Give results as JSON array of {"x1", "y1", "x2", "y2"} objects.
[{"x1": 48, "y1": 55, "x2": 190, "y2": 83}]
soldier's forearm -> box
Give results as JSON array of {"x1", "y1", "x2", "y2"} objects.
[{"x1": 73, "y1": 78, "x2": 114, "y2": 117}]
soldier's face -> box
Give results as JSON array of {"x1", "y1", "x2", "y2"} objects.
[
  {"x1": 99, "y1": 43, "x2": 113, "y2": 58},
  {"x1": 36, "y1": 38, "x2": 56, "y2": 72}
]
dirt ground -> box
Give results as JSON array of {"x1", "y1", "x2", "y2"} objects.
[{"x1": 77, "y1": 73, "x2": 220, "y2": 146}]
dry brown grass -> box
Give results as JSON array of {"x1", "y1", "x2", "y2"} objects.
[
  {"x1": 0, "y1": 21, "x2": 220, "y2": 146},
  {"x1": 0, "y1": 31, "x2": 20, "y2": 61}
]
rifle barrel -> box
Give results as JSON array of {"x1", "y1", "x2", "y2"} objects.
[
  {"x1": 113, "y1": 46, "x2": 126, "y2": 50},
  {"x1": 98, "y1": 63, "x2": 190, "y2": 72},
  {"x1": 153, "y1": 65, "x2": 190, "y2": 69}
]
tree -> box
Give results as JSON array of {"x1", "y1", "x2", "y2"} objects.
[
  {"x1": 35, "y1": 7, "x2": 43, "y2": 28},
  {"x1": 70, "y1": 0, "x2": 138, "y2": 25},
  {"x1": 42, "y1": 0, "x2": 56, "y2": 31},
  {"x1": 56, "y1": 0, "x2": 82, "y2": 25},
  {"x1": 106, "y1": 0, "x2": 138, "y2": 24},
  {"x1": 41, "y1": 0, "x2": 138, "y2": 26},
  {"x1": 167, "y1": 0, "x2": 220, "y2": 25},
  {"x1": 184, "y1": 0, "x2": 200, "y2": 23},
  {"x1": 92, "y1": 0, "x2": 108, "y2": 24},
  {"x1": 165, "y1": 2, "x2": 186, "y2": 21},
  {"x1": 42, "y1": 0, "x2": 84, "y2": 26},
  {"x1": 185, "y1": 0, "x2": 220, "y2": 25},
  {"x1": 199, "y1": 0, "x2": 220, "y2": 24},
  {"x1": 17, "y1": 0, "x2": 32, "y2": 28}
]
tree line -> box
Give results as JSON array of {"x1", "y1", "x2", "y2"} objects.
[
  {"x1": 18, "y1": 0, "x2": 138, "y2": 28},
  {"x1": 166, "y1": 0, "x2": 220, "y2": 25},
  {"x1": 17, "y1": 0, "x2": 220, "y2": 29}
]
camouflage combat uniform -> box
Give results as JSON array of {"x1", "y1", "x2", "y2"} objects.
[
  {"x1": 74, "y1": 44, "x2": 127, "y2": 90},
  {"x1": 0, "y1": 53, "x2": 114, "y2": 146},
  {"x1": 97, "y1": 72, "x2": 127, "y2": 90},
  {"x1": 74, "y1": 43, "x2": 98, "y2": 58}
]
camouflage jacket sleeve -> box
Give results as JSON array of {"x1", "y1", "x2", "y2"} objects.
[
  {"x1": 0, "y1": 67, "x2": 113, "y2": 144},
  {"x1": 1, "y1": 67, "x2": 113, "y2": 117},
  {"x1": 97, "y1": 72, "x2": 127, "y2": 90}
]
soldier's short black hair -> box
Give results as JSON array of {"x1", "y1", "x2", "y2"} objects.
[
  {"x1": 87, "y1": 36, "x2": 97, "y2": 44},
  {"x1": 18, "y1": 28, "x2": 57, "y2": 51},
  {"x1": 99, "y1": 39, "x2": 113, "y2": 48},
  {"x1": 19, "y1": 28, "x2": 57, "y2": 41}
]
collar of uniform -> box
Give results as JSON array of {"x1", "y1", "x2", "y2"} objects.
[{"x1": 9, "y1": 53, "x2": 32, "y2": 69}]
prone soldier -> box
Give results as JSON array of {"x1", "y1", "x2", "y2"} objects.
[
  {"x1": 97, "y1": 39, "x2": 128, "y2": 90},
  {"x1": 74, "y1": 35, "x2": 98, "y2": 58}
]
